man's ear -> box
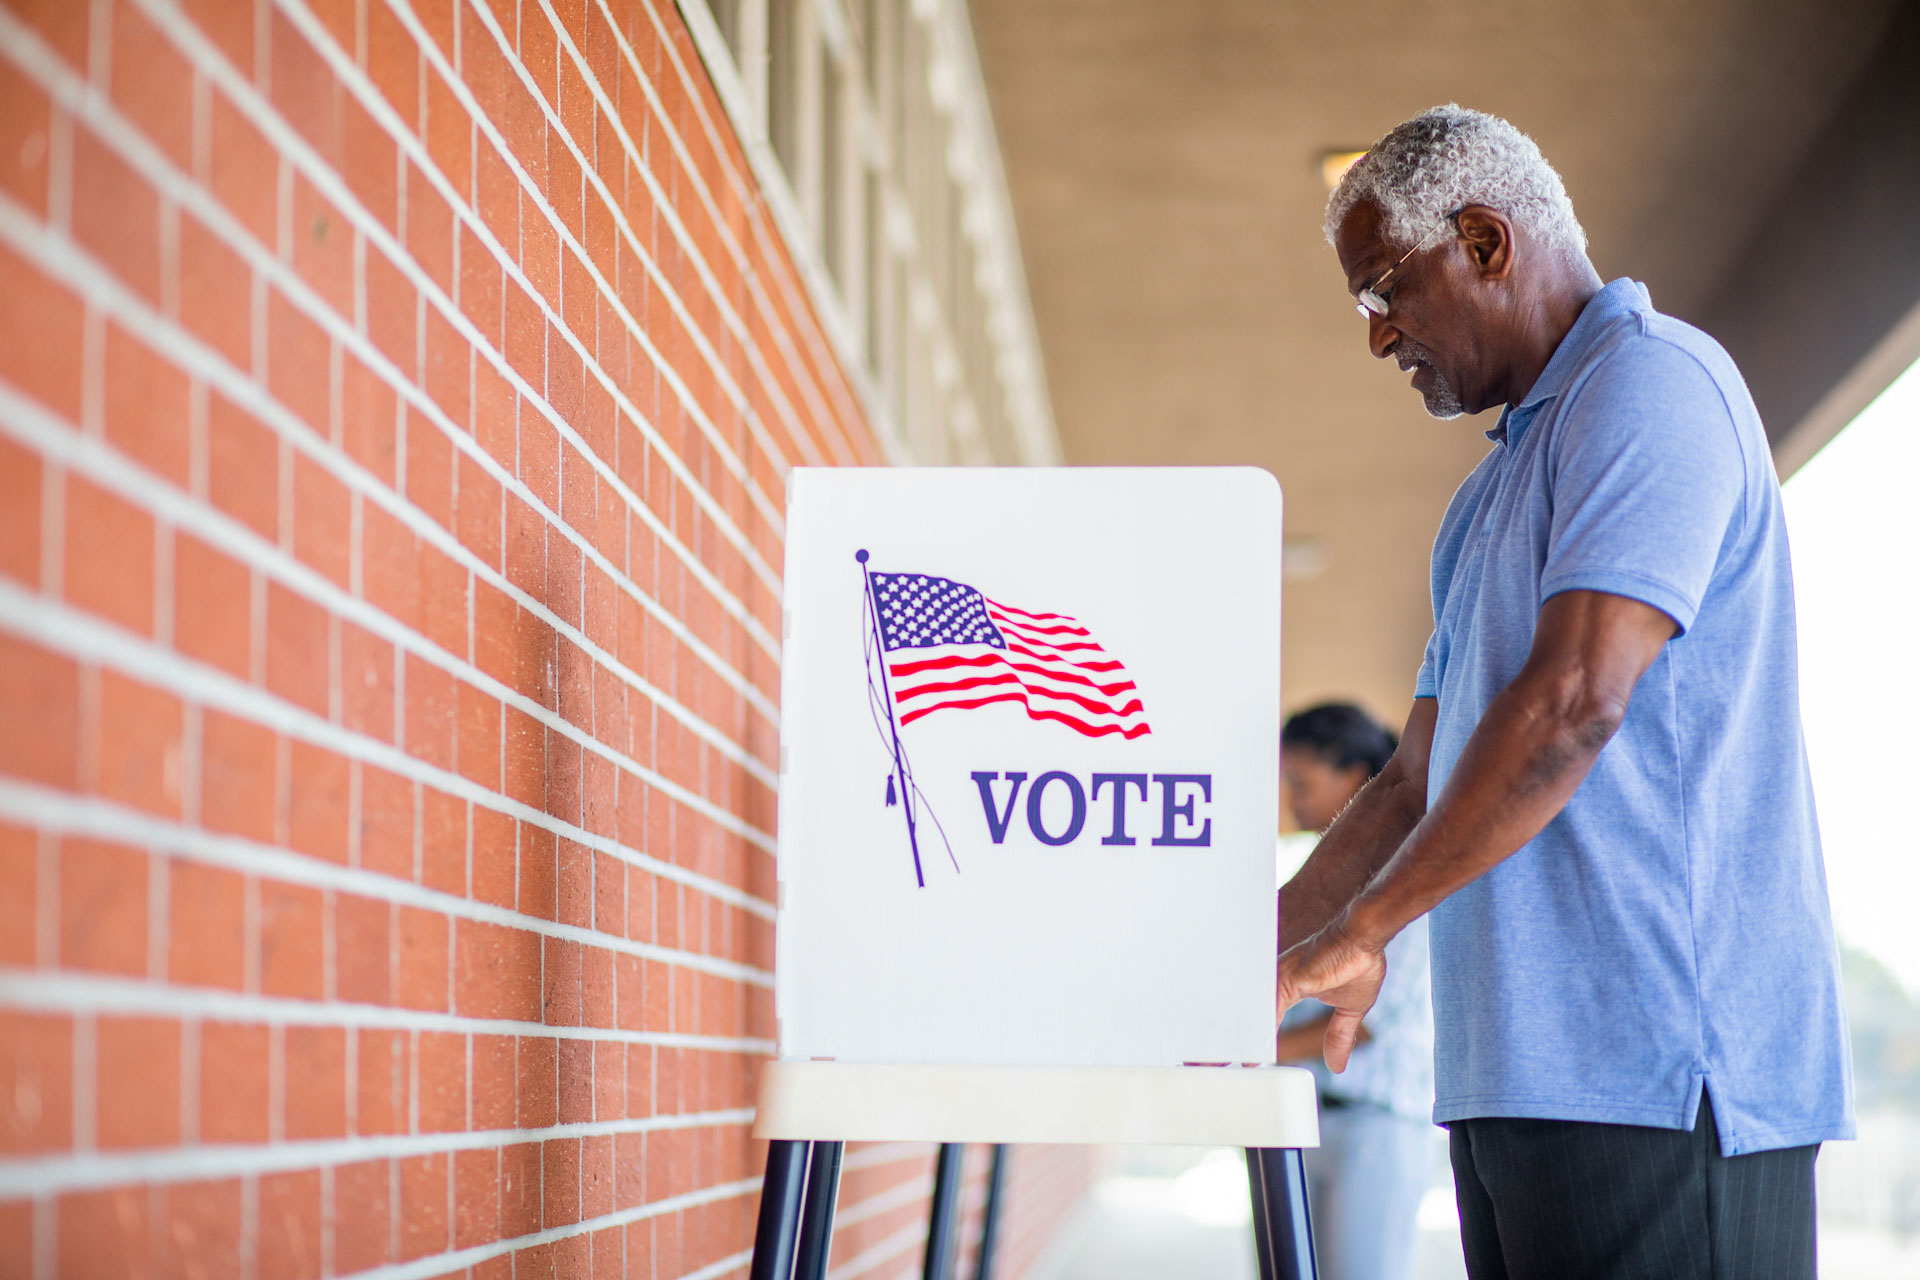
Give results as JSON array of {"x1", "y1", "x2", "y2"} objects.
[{"x1": 1454, "y1": 205, "x2": 1515, "y2": 281}]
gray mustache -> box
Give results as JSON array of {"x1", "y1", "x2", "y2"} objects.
[{"x1": 1394, "y1": 339, "x2": 1441, "y2": 372}]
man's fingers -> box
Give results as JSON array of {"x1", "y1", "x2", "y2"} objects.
[
  {"x1": 1274, "y1": 956, "x2": 1309, "y2": 1020},
  {"x1": 1277, "y1": 926, "x2": 1390, "y2": 1033},
  {"x1": 1323, "y1": 1009, "x2": 1363, "y2": 1074},
  {"x1": 1275, "y1": 970, "x2": 1309, "y2": 1020},
  {"x1": 1275, "y1": 937, "x2": 1349, "y2": 1016}
]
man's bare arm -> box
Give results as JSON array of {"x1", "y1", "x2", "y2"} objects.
[
  {"x1": 1278, "y1": 698, "x2": 1436, "y2": 952},
  {"x1": 1277, "y1": 589, "x2": 1677, "y2": 1070}
]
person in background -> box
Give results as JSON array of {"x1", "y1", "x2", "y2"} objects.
[{"x1": 1278, "y1": 702, "x2": 1435, "y2": 1280}]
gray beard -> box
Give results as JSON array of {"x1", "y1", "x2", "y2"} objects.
[{"x1": 1397, "y1": 340, "x2": 1465, "y2": 419}]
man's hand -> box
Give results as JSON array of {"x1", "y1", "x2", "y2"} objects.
[{"x1": 1275, "y1": 917, "x2": 1388, "y2": 1073}]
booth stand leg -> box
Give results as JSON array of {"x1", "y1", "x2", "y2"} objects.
[
  {"x1": 1246, "y1": 1149, "x2": 1275, "y2": 1280},
  {"x1": 972, "y1": 1145, "x2": 1009, "y2": 1280},
  {"x1": 793, "y1": 1141, "x2": 844, "y2": 1280},
  {"x1": 750, "y1": 1140, "x2": 812, "y2": 1280},
  {"x1": 1246, "y1": 1147, "x2": 1317, "y2": 1280},
  {"x1": 922, "y1": 1143, "x2": 967, "y2": 1280}
]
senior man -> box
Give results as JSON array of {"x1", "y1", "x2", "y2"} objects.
[{"x1": 1274, "y1": 105, "x2": 1852, "y2": 1279}]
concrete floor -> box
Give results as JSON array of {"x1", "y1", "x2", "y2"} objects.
[
  {"x1": 1036, "y1": 1144, "x2": 1920, "y2": 1280},
  {"x1": 1038, "y1": 1145, "x2": 1466, "y2": 1280}
]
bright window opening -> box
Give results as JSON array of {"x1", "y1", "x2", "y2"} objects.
[{"x1": 1783, "y1": 355, "x2": 1920, "y2": 1268}]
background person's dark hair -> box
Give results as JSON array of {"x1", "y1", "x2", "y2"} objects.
[{"x1": 1281, "y1": 702, "x2": 1398, "y2": 779}]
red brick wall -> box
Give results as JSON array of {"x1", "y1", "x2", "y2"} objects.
[{"x1": 0, "y1": 0, "x2": 1091, "y2": 1275}]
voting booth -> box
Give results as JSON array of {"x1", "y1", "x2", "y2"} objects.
[{"x1": 751, "y1": 468, "x2": 1319, "y2": 1280}]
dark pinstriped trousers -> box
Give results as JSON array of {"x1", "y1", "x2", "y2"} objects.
[{"x1": 1447, "y1": 1095, "x2": 1819, "y2": 1280}]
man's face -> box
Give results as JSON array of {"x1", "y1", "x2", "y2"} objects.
[{"x1": 1335, "y1": 201, "x2": 1476, "y2": 419}]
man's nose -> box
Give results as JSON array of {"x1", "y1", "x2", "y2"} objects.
[{"x1": 1368, "y1": 314, "x2": 1400, "y2": 361}]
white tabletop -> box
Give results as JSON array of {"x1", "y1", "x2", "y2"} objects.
[{"x1": 753, "y1": 1061, "x2": 1320, "y2": 1147}]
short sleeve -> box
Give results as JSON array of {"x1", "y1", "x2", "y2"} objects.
[
  {"x1": 1541, "y1": 339, "x2": 1746, "y2": 634},
  {"x1": 1414, "y1": 629, "x2": 1440, "y2": 698}
]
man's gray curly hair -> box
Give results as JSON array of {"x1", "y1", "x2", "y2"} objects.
[{"x1": 1324, "y1": 105, "x2": 1587, "y2": 259}]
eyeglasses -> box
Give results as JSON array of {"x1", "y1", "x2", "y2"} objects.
[{"x1": 1355, "y1": 211, "x2": 1461, "y2": 319}]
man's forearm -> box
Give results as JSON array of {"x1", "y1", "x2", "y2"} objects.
[
  {"x1": 1344, "y1": 672, "x2": 1624, "y2": 946},
  {"x1": 1280, "y1": 764, "x2": 1427, "y2": 950}
]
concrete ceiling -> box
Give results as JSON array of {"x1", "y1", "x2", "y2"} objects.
[{"x1": 968, "y1": 0, "x2": 1905, "y2": 725}]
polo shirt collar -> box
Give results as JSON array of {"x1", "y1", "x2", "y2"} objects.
[{"x1": 1487, "y1": 278, "x2": 1650, "y2": 445}]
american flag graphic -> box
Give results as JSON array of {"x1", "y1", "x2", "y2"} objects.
[{"x1": 866, "y1": 571, "x2": 1152, "y2": 739}]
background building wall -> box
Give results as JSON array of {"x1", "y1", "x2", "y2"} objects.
[{"x1": 0, "y1": 0, "x2": 1088, "y2": 1275}]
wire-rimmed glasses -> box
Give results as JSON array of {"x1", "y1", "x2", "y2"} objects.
[{"x1": 1355, "y1": 211, "x2": 1462, "y2": 319}]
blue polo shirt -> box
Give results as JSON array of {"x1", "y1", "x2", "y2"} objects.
[{"x1": 1416, "y1": 278, "x2": 1853, "y2": 1155}]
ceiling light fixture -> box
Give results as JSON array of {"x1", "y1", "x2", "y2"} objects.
[
  {"x1": 1282, "y1": 537, "x2": 1328, "y2": 581},
  {"x1": 1319, "y1": 149, "x2": 1368, "y2": 190}
]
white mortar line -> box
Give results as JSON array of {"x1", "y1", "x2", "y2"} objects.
[
  {"x1": 825, "y1": 1219, "x2": 927, "y2": 1280},
  {"x1": 0, "y1": 1104, "x2": 756, "y2": 1197},
  {"x1": 678, "y1": 1249, "x2": 757, "y2": 1280},
  {"x1": 822, "y1": 1171, "x2": 934, "y2": 1229},
  {"x1": 331, "y1": 1173, "x2": 760, "y2": 1280},
  {"x1": 839, "y1": 1142, "x2": 935, "y2": 1173},
  {"x1": 0, "y1": 966, "x2": 771, "y2": 1051}
]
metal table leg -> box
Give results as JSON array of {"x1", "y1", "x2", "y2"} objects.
[
  {"x1": 922, "y1": 1142, "x2": 967, "y2": 1280},
  {"x1": 972, "y1": 1144, "x2": 1009, "y2": 1280},
  {"x1": 1249, "y1": 1146, "x2": 1317, "y2": 1280},
  {"x1": 750, "y1": 1139, "x2": 812, "y2": 1280},
  {"x1": 794, "y1": 1140, "x2": 844, "y2": 1280},
  {"x1": 1247, "y1": 1149, "x2": 1275, "y2": 1280}
]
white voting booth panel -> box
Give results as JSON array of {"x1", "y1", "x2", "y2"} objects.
[{"x1": 777, "y1": 467, "x2": 1282, "y2": 1067}]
